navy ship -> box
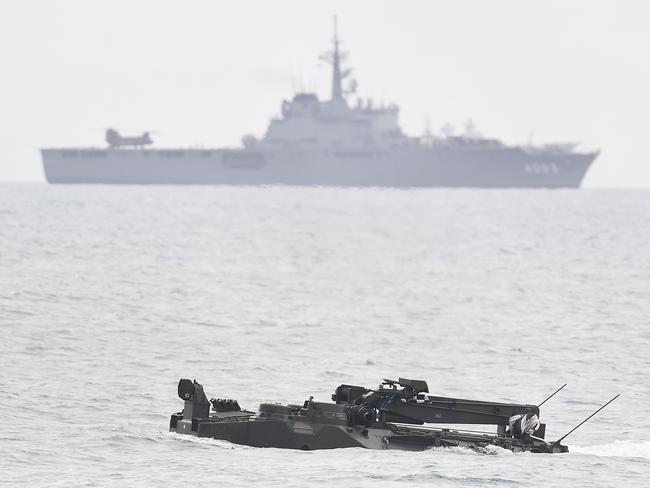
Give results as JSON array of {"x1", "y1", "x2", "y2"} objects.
[{"x1": 42, "y1": 21, "x2": 598, "y2": 187}]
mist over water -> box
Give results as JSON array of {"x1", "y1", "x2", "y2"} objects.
[{"x1": 1, "y1": 184, "x2": 649, "y2": 487}]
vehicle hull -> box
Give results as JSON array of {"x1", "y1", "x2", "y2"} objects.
[{"x1": 169, "y1": 402, "x2": 568, "y2": 454}]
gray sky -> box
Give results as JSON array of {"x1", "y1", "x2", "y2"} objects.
[{"x1": 1, "y1": 0, "x2": 648, "y2": 186}]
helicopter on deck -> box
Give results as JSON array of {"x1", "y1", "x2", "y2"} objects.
[{"x1": 105, "y1": 128, "x2": 153, "y2": 148}]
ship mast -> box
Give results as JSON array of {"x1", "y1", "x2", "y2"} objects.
[
  {"x1": 319, "y1": 16, "x2": 353, "y2": 106},
  {"x1": 331, "y1": 16, "x2": 343, "y2": 102}
]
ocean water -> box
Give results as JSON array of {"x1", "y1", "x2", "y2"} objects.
[{"x1": 1, "y1": 184, "x2": 649, "y2": 487}]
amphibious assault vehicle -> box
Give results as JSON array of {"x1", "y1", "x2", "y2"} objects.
[{"x1": 169, "y1": 378, "x2": 618, "y2": 453}]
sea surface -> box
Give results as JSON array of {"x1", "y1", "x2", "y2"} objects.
[{"x1": 1, "y1": 184, "x2": 649, "y2": 487}]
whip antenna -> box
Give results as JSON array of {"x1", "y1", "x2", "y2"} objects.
[
  {"x1": 538, "y1": 383, "x2": 567, "y2": 407},
  {"x1": 555, "y1": 394, "x2": 620, "y2": 444}
]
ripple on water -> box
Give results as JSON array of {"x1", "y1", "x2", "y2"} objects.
[{"x1": 2, "y1": 185, "x2": 649, "y2": 487}]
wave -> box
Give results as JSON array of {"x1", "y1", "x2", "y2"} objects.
[
  {"x1": 165, "y1": 432, "x2": 251, "y2": 449},
  {"x1": 571, "y1": 440, "x2": 650, "y2": 460}
]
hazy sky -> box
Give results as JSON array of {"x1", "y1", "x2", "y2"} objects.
[{"x1": 1, "y1": 0, "x2": 648, "y2": 186}]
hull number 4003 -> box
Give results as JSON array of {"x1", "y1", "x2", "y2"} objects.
[{"x1": 525, "y1": 163, "x2": 559, "y2": 174}]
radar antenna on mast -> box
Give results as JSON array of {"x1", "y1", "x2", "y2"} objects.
[{"x1": 319, "y1": 15, "x2": 352, "y2": 104}]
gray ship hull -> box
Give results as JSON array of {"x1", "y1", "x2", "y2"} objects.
[{"x1": 41, "y1": 147, "x2": 595, "y2": 188}]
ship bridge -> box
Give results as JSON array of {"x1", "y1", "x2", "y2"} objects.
[{"x1": 260, "y1": 18, "x2": 404, "y2": 152}]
